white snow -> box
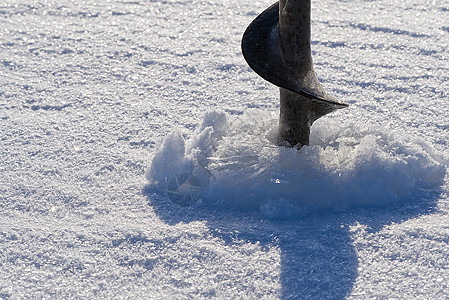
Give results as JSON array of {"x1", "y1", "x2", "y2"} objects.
[{"x1": 1, "y1": 0, "x2": 449, "y2": 298}]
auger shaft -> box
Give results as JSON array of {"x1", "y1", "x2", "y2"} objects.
[
  {"x1": 241, "y1": 1, "x2": 348, "y2": 149},
  {"x1": 278, "y1": 0, "x2": 312, "y2": 73},
  {"x1": 278, "y1": 0, "x2": 324, "y2": 148}
]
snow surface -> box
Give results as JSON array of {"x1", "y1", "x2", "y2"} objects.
[{"x1": 1, "y1": 0, "x2": 449, "y2": 299}]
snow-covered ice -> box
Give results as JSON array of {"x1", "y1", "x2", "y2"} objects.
[{"x1": 1, "y1": 0, "x2": 449, "y2": 298}]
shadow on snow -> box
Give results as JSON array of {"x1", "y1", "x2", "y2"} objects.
[{"x1": 142, "y1": 183, "x2": 443, "y2": 299}]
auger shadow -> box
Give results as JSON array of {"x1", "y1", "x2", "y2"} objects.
[{"x1": 144, "y1": 180, "x2": 443, "y2": 299}]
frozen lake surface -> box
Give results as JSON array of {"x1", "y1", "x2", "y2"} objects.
[{"x1": 1, "y1": 0, "x2": 449, "y2": 298}]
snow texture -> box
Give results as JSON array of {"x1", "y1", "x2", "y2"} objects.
[{"x1": 1, "y1": 0, "x2": 449, "y2": 299}]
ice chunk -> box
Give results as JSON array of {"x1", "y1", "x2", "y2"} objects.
[{"x1": 145, "y1": 131, "x2": 194, "y2": 189}]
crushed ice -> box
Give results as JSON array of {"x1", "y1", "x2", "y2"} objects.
[{"x1": 146, "y1": 110, "x2": 447, "y2": 219}]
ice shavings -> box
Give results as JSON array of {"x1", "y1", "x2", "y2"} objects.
[
  {"x1": 146, "y1": 131, "x2": 194, "y2": 190},
  {"x1": 147, "y1": 110, "x2": 447, "y2": 219}
]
